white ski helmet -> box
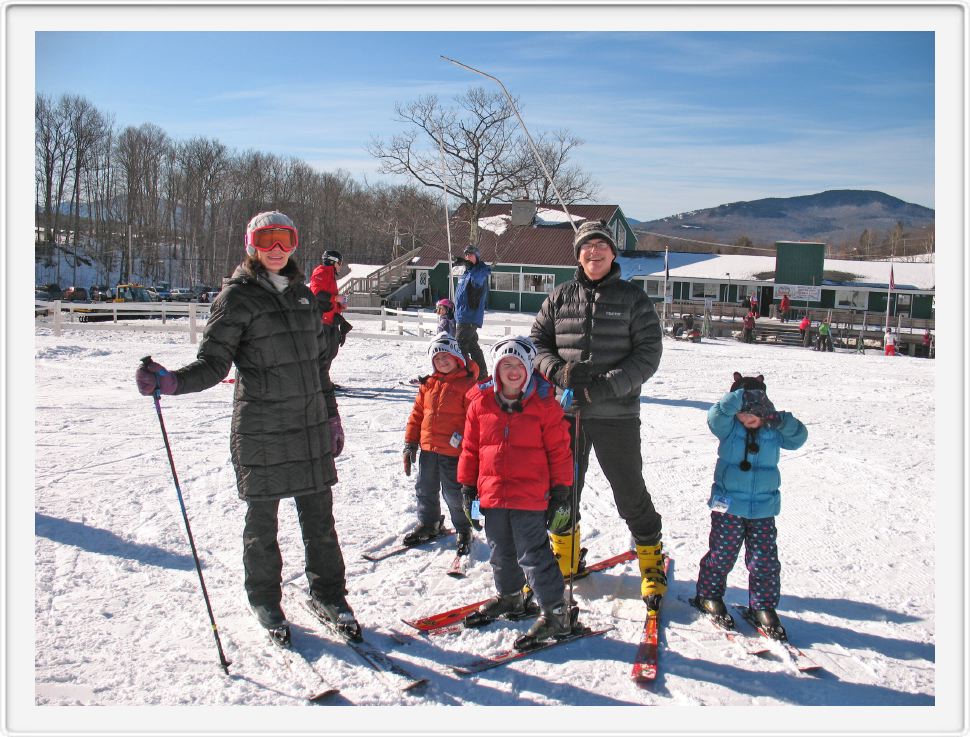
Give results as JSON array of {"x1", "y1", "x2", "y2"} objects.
[
  {"x1": 427, "y1": 332, "x2": 465, "y2": 369},
  {"x1": 245, "y1": 210, "x2": 298, "y2": 256},
  {"x1": 490, "y1": 335, "x2": 537, "y2": 378}
]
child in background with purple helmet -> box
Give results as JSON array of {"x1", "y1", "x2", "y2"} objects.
[{"x1": 435, "y1": 298, "x2": 456, "y2": 337}]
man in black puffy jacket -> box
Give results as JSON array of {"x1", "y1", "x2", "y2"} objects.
[{"x1": 530, "y1": 219, "x2": 666, "y2": 610}]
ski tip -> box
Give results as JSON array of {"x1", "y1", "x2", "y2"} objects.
[
  {"x1": 307, "y1": 688, "x2": 340, "y2": 702},
  {"x1": 402, "y1": 678, "x2": 429, "y2": 692}
]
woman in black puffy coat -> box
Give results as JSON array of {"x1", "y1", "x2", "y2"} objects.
[{"x1": 136, "y1": 211, "x2": 358, "y2": 641}]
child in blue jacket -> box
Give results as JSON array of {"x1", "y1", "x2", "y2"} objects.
[{"x1": 691, "y1": 372, "x2": 807, "y2": 639}]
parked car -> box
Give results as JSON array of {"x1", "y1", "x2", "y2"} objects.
[
  {"x1": 63, "y1": 286, "x2": 89, "y2": 302},
  {"x1": 39, "y1": 283, "x2": 63, "y2": 300},
  {"x1": 151, "y1": 285, "x2": 172, "y2": 301},
  {"x1": 199, "y1": 288, "x2": 221, "y2": 303},
  {"x1": 89, "y1": 285, "x2": 111, "y2": 302},
  {"x1": 169, "y1": 288, "x2": 195, "y2": 302}
]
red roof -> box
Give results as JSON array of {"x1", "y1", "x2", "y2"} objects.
[{"x1": 412, "y1": 203, "x2": 620, "y2": 267}]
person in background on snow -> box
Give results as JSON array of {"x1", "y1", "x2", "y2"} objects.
[
  {"x1": 749, "y1": 293, "x2": 759, "y2": 316},
  {"x1": 435, "y1": 298, "x2": 456, "y2": 337},
  {"x1": 530, "y1": 219, "x2": 667, "y2": 612},
  {"x1": 779, "y1": 294, "x2": 791, "y2": 323},
  {"x1": 798, "y1": 315, "x2": 811, "y2": 346},
  {"x1": 459, "y1": 336, "x2": 578, "y2": 648},
  {"x1": 691, "y1": 372, "x2": 808, "y2": 639},
  {"x1": 309, "y1": 250, "x2": 353, "y2": 362},
  {"x1": 884, "y1": 328, "x2": 897, "y2": 356},
  {"x1": 742, "y1": 311, "x2": 757, "y2": 343},
  {"x1": 135, "y1": 211, "x2": 359, "y2": 643},
  {"x1": 816, "y1": 319, "x2": 833, "y2": 352},
  {"x1": 454, "y1": 244, "x2": 491, "y2": 381},
  {"x1": 400, "y1": 333, "x2": 480, "y2": 560},
  {"x1": 922, "y1": 329, "x2": 932, "y2": 358}
]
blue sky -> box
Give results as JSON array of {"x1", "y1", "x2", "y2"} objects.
[{"x1": 35, "y1": 31, "x2": 935, "y2": 221}]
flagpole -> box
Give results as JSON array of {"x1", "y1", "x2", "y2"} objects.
[
  {"x1": 884, "y1": 257, "x2": 893, "y2": 331},
  {"x1": 662, "y1": 245, "x2": 669, "y2": 332}
]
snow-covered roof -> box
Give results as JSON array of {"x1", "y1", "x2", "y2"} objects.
[
  {"x1": 337, "y1": 263, "x2": 382, "y2": 289},
  {"x1": 615, "y1": 252, "x2": 935, "y2": 291}
]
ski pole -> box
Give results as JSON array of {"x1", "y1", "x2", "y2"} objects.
[
  {"x1": 559, "y1": 389, "x2": 581, "y2": 605},
  {"x1": 441, "y1": 56, "x2": 579, "y2": 234},
  {"x1": 141, "y1": 356, "x2": 231, "y2": 674}
]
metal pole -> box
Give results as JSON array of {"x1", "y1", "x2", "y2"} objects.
[
  {"x1": 442, "y1": 56, "x2": 578, "y2": 234},
  {"x1": 141, "y1": 356, "x2": 231, "y2": 674},
  {"x1": 437, "y1": 130, "x2": 456, "y2": 302}
]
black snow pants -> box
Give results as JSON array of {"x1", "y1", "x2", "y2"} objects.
[
  {"x1": 456, "y1": 322, "x2": 488, "y2": 381},
  {"x1": 569, "y1": 415, "x2": 663, "y2": 545},
  {"x1": 243, "y1": 489, "x2": 347, "y2": 607}
]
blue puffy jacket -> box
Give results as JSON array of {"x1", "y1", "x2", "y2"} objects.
[
  {"x1": 707, "y1": 388, "x2": 807, "y2": 519},
  {"x1": 455, "y1": 261, "x2": 491, "y2": 327}
]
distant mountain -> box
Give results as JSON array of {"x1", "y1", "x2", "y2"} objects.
[{"x1": 633, "y1": 190, "x2": 934, "y2": 247}]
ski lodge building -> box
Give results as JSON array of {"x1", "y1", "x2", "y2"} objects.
[{"x1": 400, "y1": 200, "x2": 935, "y2": 324}]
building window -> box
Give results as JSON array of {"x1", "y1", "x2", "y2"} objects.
[
  {"x1": 834, "y1": 289, "x2": 867, "y2": 310},
  {"x1": 643, "y1": 279, "x2": 662, "y2": 297},
  {"x1": 896, "y1": 293, "x2": 912, "y2": 308},
  {"x1": 490, "y1": 272, "x2": 520, "y2": 292},
  {"x1": 613, "y1": 220, "x2": 622, "y2": 249},
  {"x1": 521, "y1": 273, "x2": 555, "y2": 294},
  {"x1": 691, "y1": 282, "x2": 718, "y2": 299}
]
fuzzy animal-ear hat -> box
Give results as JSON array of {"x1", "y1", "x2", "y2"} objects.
[{"x1": 730, "y1": 371, "x2": 766, "y2": 392}]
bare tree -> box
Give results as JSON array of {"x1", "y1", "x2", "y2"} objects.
[
  {"x1": 517, "y1": 129, "x2": 598, "y2": 205},
  {"x1": 369, "y1": 87, "x2": 535, "y2": 245}
]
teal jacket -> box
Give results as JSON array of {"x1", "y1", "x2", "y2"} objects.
[{"x1": 707, "y1": 388, "x2": 807, "y2": 519}]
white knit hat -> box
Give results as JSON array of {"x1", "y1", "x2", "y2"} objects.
[
  {"x1": 428, "y1": 332, "x2": 466, "y2": 369},
  {"x1": 490, "y1": 335, "x2": 537, "y2": 378},
  {"x1": 245, "y1": 211, "x2": 297, "y2": 256}
]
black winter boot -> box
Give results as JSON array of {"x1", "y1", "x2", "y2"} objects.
[
  {"x1": 750, "y1": 607, "x2": 787, "y2": 641},
  {"x1": 308, "y1": 593, "x2": 362, "y2": 642},
  {"x1": 402, "y1": 515, "x2": 445, "y2": 546},
  {"x1": 513, "y1": 603, "x2": 576, "y2": 649},
  {"x1": 463, "y1": 591, "x2": 528, "y2": 628},
  {"x1": 251, "y1": 602, "x2": 291, "y2": 646},
  {"x1": 456, "y1": 528, "x2": 473, "y2": 557},
  {"x1": 689, "y1": 596, "x2": 735, "y2": 629}
]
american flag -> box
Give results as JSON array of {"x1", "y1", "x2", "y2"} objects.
[
  {"x1": 889, "y1": 264, "x2": 895, "y2": 291},
  {"x1": 664, "y1": 246, "x2": 669, "y2": 282}
]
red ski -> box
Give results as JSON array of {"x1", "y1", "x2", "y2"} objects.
[
  {"x1": 630, "y1": 556, "x2": 672, "y2": 685},
  {"x1": 402, "y1": 550, "x2": 636, "y2": 633},
  {"x1": 732, "y1": 604, "x2": 823, "y2": 674},
  {"x1": 450, "y1": 626, "x2": 615, "y2": 676}
]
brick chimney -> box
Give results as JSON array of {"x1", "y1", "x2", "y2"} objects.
[{"x1": 511, "y1": 198, "x2": 537, "y2": 227}]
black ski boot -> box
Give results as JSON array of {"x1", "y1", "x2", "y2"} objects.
[
  {"x1": 252, "y1": 602, "x2": 291, "y2": 647},
  {"x1": 750, "y1": 607, "x2": 787, "y2": 641},
  {"x1": 513, "y1": 602, "x2": 577, "y2": 650},
  {"x1": 456, "y1": 528, "x2": 473, "y2": 557},
  {"x1": 308, "y1": 593, "x2": 362, "y2": 642},
  {"x1": 463, "y1": 591, "x2": 530, "y2": 628},
  {"x1": 689, "y1": 596, "x2": 735, "y2": 630},
  {"x1": 402, "y1": 515, "x2": 445, "y2": 546}
]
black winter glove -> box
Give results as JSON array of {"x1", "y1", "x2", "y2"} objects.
[
  {"x1": 315, "y1": 290, "x2": 333, "y2": 313},
  {"x1": 545, "y1": 485, "x2": 572, "y2": 534},
  {"x1": 559, "y1": 361, "x2": 593, "y2": 390},
  {"x1": 403, "y1": 442, "x2": 418, "y2": 476},
  {"x1": 336, "y1": 314, "x2": 353, "y2": 346},
  {"x1": 577, "y1": 377, "x2": 612, "y2": 406},
  {"x1": 461, "y1": 485, "x2": 483, "y2": 531}
]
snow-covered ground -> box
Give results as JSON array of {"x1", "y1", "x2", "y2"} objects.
[{"x1": 16, "y1": 313, "x2": 960, "y2": 732}]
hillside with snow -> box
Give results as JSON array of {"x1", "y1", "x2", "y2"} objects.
[{"x1": 18, "y1": 311, "x2": 955, "y2": 732}]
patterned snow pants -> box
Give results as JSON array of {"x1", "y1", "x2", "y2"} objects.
[{"x1": 696, "y1": 511, "x2": 781, "y2": 610}]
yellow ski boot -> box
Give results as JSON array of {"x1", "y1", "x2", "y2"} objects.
[
  {"x1": 549, "y1": 526, "x2": 583, "y2": 578},
  {"x1": 636, "y1": 541, "x2": 667, "y2": 613}
]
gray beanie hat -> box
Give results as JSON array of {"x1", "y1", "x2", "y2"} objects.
[{"x1": 573, "y1": 219, "x2": 617, "y2": 258}]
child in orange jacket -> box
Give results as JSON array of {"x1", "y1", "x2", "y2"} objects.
[
  {"x1": 401, "y1": 333, "x2": 480, "y2": 557},
  {"x1": 459, "y1": 336, "x2": 577, "y2": 648}
]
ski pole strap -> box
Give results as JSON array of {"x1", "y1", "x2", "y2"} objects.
[{"x1": 560, "y1": 388, "x2": 574, "y2": 410}]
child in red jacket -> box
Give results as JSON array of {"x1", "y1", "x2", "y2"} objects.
[
  {"x1": 459, "y1": 336, "x2": 577, "y2": 647},
  {"x1": 402, "y1": 333, "x2": 480, "y2": 557}
]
